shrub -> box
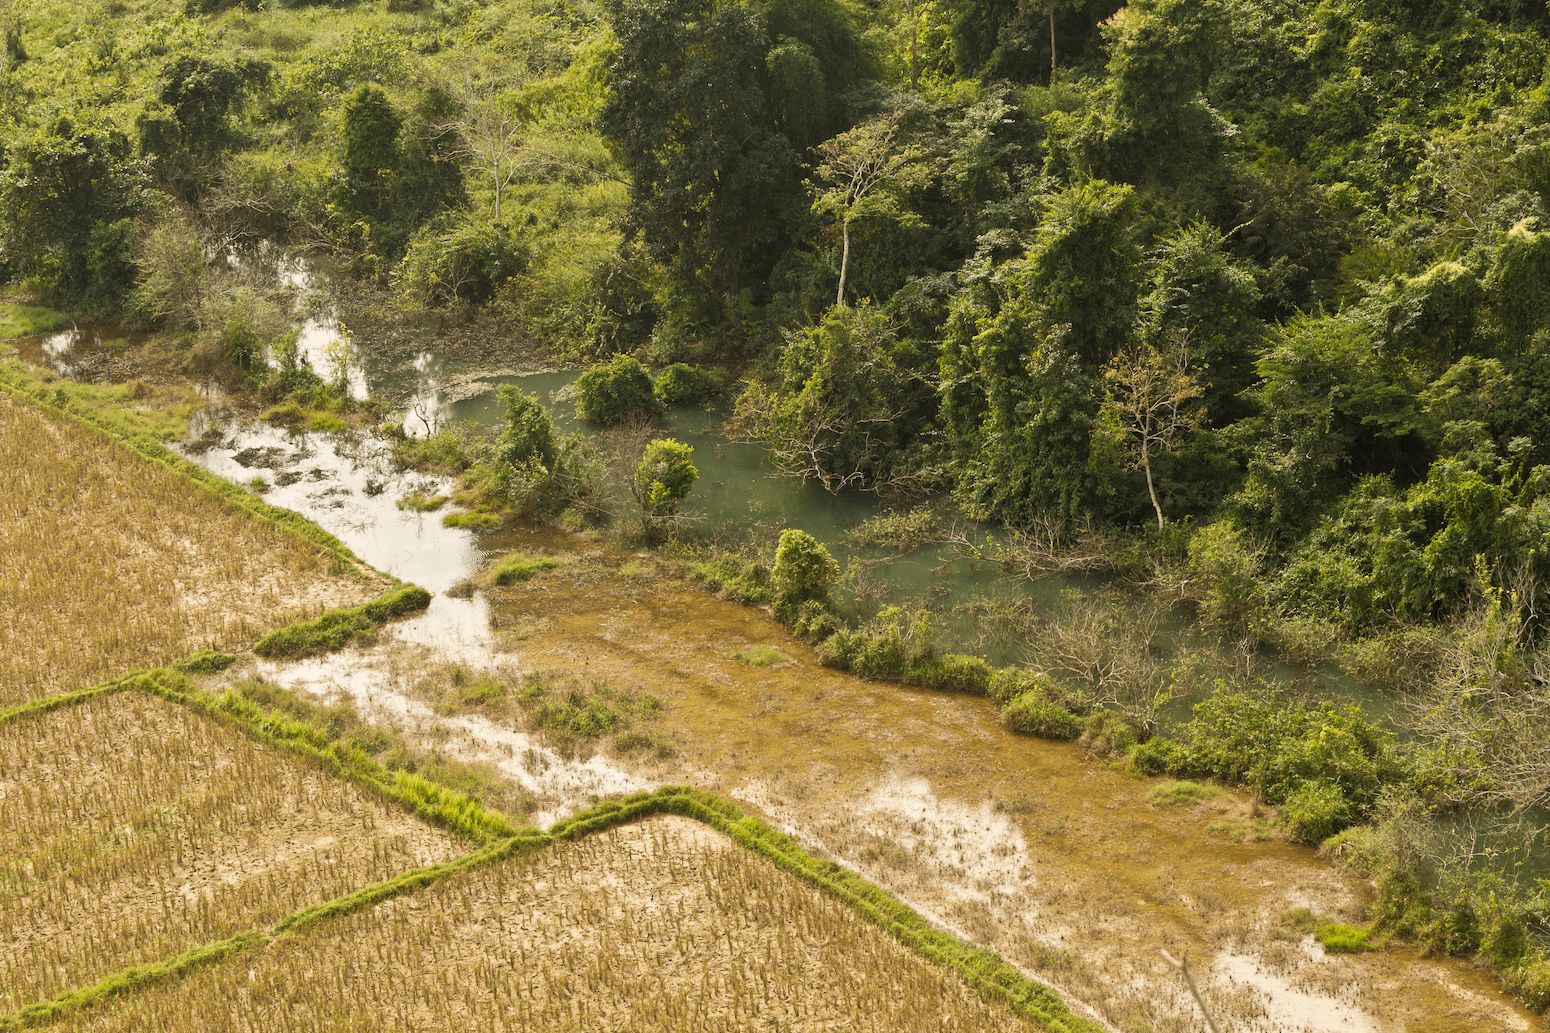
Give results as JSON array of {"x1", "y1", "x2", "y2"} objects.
[
  {"x1": 1280, "y1": 780, "x2": 1353, "y2": 844},
  {"x1": 915, "y1": 653, "x2": 993, "y2": 695},
  {"x1": 575, "y1": 354, "x2": 659, "y2": 424},
  {"x1": 988, "y1": 667, "x2": 1053, "y2": 705},
  {"x1": 772, "y1": 529, "x2": 839, "y2": 611},
  {"x1": 1506, "y1": 959, "x2": 1550, "y2": 1012},
  {"x1": 653, "y1": 362, "x2": 725, "y2": 406},
  {"x1": 490, "y1": 386, "x2": 595, "y2": 518},
  {"x1": 688, "y1": 549, "x2": 773, "y2": 605},
  {"x1": 790, "y1": 599, "x2": 843, "y2": 641},
  {"x1": 1182, "y1": 520, "x2": 1266, "y2": 636},
  {"x1": 632, "y1": 438, "x2": 697, "y2": 533},
  {"x1": 394, "y1": 214, "x2": 527, "y2": 307},
  {"x1": 1081, "y1": 709, "x2": 1140, "y2": 755},
  {"x1": 1130, "y1": 737, "x2": 1196, "y2": 776},
  {"x1": 1002, "y1": 689, "x2": 1083, "y2": 740}
]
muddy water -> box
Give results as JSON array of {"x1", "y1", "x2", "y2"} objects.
[{"x1": 225, "y1": 524, "x2": 1537, "y2": 1031}]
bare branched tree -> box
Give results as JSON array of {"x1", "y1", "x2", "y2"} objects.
[
  {"x1": 811, "y1": 109, "x2": 929, "y2": 307},
  {"x1": 1101, "y1": 335, "x2": 1205, "y2": 530},
  {"x1": 438, "y1": 79, "x2": 526, "y2": 224}
]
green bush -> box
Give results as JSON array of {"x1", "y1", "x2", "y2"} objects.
[
  {"x1": 1081, "y1": 709, "x2": 1140, "y2": 755},
  {"x1": 772, "y1": 529, "x2": 839, "y2": 611},
  {"x1": 1506, "y1": 959, "x2": 1550, "y2": 1012},
  {"x1": 988, "y1": 667, "x2": 1054, "y2": 705},
  {"x1": 818, "y1": 608, "x2": 935, "y2": 682},
  {"x1": 575, "y1": 354, "x2": 659, "y2": 424},
  {"x1": 1315, "y1": 922, "x2": 1375, "y2": 953},
  {"x1": 654, "y1": 362, "x2": 725, "y2": 406},
  {"x1": 1280, "y1": 780, "x2": 1353, "y2": 845},
  {"x1": 915, "y1": 653, "x2": 993, "y2": 695},
  {"x1": 1182, "y1": 520, "x2": 1266, "y2": 636},
  {"x1": 394, "y1": 214, "x2": 528, "y2": 307},
  {"x1": 1002, "y1": 689, "x2": 1083, "y2": 740},
  {"x1": 632, "y1": 438, "x2": 697, "y2": 531},
  {"x1": 688, "y1": 549, "x2": 774, "y2": 605}
]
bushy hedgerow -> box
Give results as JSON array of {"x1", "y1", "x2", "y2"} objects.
[{"x1": 575, "y1": 354, "x2": 659, "y2": 425}]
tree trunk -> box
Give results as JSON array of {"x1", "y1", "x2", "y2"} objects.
[
  {"x1": 1049, "y1": 8, "x2": 1058, "y2": 79},
  {"x1": 836, "y1": 217, "x2": 851, "y2": 308},
  {"x1": 1142, "y1": 444, "x2": 1165, "y2": 531},
  {"x1": 908, "y1": 0, "x2": 920, "y2": 90},
  {"x1": 492, "y1": 165, "x2": 503, "y2": 224}
]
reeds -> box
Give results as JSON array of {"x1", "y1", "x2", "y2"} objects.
[
  {"x1": 0, "y1": 392, "x2": 370, "y2": 705},
  {"x1": 0, "y1": 691, "x2": 463, "y2": 1012},
  {"x1": 47, "y1": 816, "x2": 1037, "y2": 1033}
]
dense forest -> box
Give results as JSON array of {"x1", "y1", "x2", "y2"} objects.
[{"x1": 5, "y1": 0, "x2": 1550, "y2": 1012}]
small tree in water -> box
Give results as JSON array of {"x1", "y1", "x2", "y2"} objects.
[
  {"x1": 632, "y1": 438, "x2": 697, "y2": 539},
  {"x1": 772, "y1": 529, "x2": 839, "y2": 612}
]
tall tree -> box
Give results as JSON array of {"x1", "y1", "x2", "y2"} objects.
[
  {"x1": 1101, "y1": 339, "x2": 1205, "y2": 529},
  {"x1": 600, "y1": 0, "x2": 866, "y2": 319},
  {"x1": 810, "y1": 109, "x2": 928, "y2": 307},
  {"x1": 0, "y1": 115, "x2": 145, "y2": 305}
]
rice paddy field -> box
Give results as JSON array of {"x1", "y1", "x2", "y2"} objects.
[
  {"x1": 40, "y1": 816, "x2": 1034, "y2": 1033},
  {"x1": 0, "y1": 383, "x2": 1065, "y2": 1033},
  {"x1": 0, "y1": 390, "x2": 372, "y2": 705},
  {"x1": 0, "y1": 691, "x2": 465, "y2": 1013}
]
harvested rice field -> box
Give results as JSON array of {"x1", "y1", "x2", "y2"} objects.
[
  {"x1": 0, "y1": 391, "x2": 372, "y2": 705},
  {"x1": 0, "y1": 691, "x2": 465, "y2": 1012},
  {"x1": 46, "y1": 816, "x2": 1035, "y2": 1033}
]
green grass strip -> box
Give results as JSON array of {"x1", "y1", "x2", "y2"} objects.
[
  {"x1": 141, "y1": 670, "x2": 522, "y2": 845},
  {"x1": 252, "y1": 583, "x2": 432, "y2": 659},
  {"x1": 0, "y1": 677, "x2": 137, "y2": 727},
  {"x1": 549, "y1": 788, "x2": 1106, "y2": 1033},
  {"x1": 0, "y1": 366, "x2": 372, "y2": 579},
  {"x1": 2, "y1": 930, "x2": 267, "y2": 1031}
]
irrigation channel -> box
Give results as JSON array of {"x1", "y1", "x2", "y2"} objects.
[{"x1": 12, "y1": 256, "x2": 1542, "y2": 1033}]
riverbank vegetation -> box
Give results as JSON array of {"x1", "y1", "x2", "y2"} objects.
[{"x1": 5, "y1": 0, "x2": 1550, "y2": 1015}]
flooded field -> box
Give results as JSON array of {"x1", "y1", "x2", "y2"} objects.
[{"x1": 164, "y1": 401, "x2": 1536, "y2": 1031}]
